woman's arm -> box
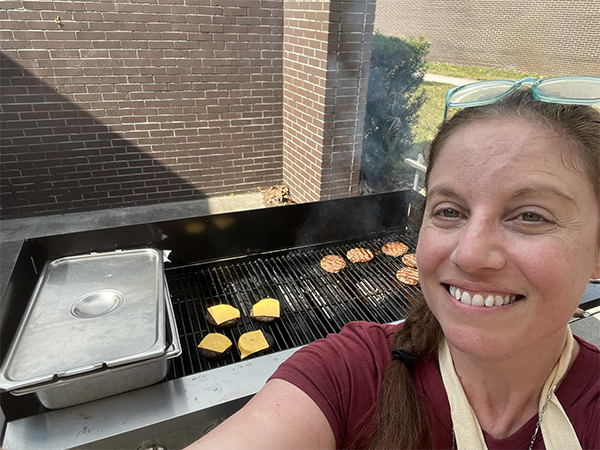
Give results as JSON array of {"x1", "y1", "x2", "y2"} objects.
[{"x1": 184, "y1": 379, "x2": 336, "y2": 450}]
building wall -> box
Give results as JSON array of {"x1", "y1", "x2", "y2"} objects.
[
  {"x1": 282, "y1": 0, "x2": 374, "y2": 203},
  {"x1": 374, "y1": 0, "x2": 600, "y2": 76},
  {"x1": 281, "y1": 1, "x2": 330, "y2": 203},
  {"x1": 1, "y1": 0, "x2": 285, "y2": 217}
]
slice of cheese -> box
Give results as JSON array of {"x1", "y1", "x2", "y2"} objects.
[
  {"x1": 252, "y1": 298, "x2": 280, "y2": 318},
  {"x1": 198, "y1": 333, "x2": 232, "y2": 354},
  {"x1": 238, "y1": 330, "x2": 269, "y2": 359},
  {"x1": 207, "y1": 304, "x2": 240, "y2": 325}
]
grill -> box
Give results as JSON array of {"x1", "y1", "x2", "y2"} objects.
[
  {"x1": 1, "y1": 190, "x2": 424, "y2": 449},
  {"x1": 166, "y1": 230, "x2": 420, "y2": 379}
]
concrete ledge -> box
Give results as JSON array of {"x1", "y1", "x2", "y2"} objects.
[{"x1": 0, "y1": 193, "x2": 264, "y2": 241}]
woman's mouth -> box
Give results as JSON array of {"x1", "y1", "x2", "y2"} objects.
[{"x1": 445, "y1": 284, "x2": 524, "y2": 307}]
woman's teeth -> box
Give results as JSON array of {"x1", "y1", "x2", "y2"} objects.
[{"x1": 448, "y1": 285, "x2": 518, "y2": 307}]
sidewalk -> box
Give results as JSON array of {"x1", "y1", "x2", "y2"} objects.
[{"x1": 424, "y1": 73, "x2": 477, "y2": 86}]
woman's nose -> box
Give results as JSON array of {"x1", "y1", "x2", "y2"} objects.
[{"x1": 449, "y1": 218, "x2": 507, "y2": 273}]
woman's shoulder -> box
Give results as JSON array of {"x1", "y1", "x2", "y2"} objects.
[
  {"x1": 565, "y1": 334, "x2": 600, "y2": 393},
  {"x1": 558, "y1": 335, "x2": 600, "y2": 449},
  {"x1": 572, "y1": 334, "x2": 600, "y2": 379},
  {"x1": 554, "y1": 334, "x2": 598, "y2": 405},
  {"x1": 270, "y1": 321, "x2": 402, "y2": 382},
  {"x1": 283, "y1": 320, "x2": 401, "y2": 368},
  {"x1": 336, "y1": 320, "x2": 402, "y2": 347},
  {"x1": 268, "y1": 321, "x2": 403, "y2": 448}
]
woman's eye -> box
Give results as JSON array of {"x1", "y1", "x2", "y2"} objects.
[
  {"x1": 441, "y1": 208, "x2": 459, "y2": 218},
  {"x1": 521, "y1": 212, "x2": 542, "y2": 222}
]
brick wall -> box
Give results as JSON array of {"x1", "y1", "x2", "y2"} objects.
[
  {"x1": 374, "y1": 0, "x2": 600, "y2": 76},
  {"x1": 282, "y1": 0, "x2": 375, "y2": 203},
  {"x1": 1, "y1": 0, "x2": 285, "y2": 218}
]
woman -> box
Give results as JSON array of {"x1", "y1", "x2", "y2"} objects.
[{"x1": 188, "y1": 86, "x2": 600, "y2": 449}]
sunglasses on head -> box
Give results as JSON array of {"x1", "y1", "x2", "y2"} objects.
[{"x1": 443, "y1": 76, "x2": 600, "y2": 119}]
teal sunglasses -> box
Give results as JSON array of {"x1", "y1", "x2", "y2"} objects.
[{"x1": 443, "y1": 76, "x2": 600, "y2": 119}]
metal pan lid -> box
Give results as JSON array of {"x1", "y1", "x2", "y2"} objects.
[
  {"x1": 10, "y1": 278, "x2": 181, "y2": 396},
  {"x1": 0, "y1": 248, "x2": 166, "y2": 392}
]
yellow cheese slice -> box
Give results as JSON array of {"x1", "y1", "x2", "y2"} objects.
[
  {"x1": 198, "y1": 333, "x2": 232, "y2": 354},
  {"x1": 252, "y1": 298, "x2": 280, "y2": 318},
  {"x1": 238, "y1": 330, "x2": 269, "y2": 359},
  {"x1": 207, "y1": 304, "x2": 240, "y2": 325}
]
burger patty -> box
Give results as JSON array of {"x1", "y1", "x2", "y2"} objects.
[
  {"x1": 197, "y1": 333, "x2": 234, "y2": 359},
  {"x1": 382, "y1": 241, "x2": 409, "y2": 257},
  {"x1": 261, "y1": 331, "x2": 275, "y2": 349},
  {"x1": 396, "y1": 267, "x2": 419, "y2": 285},
  {"x1": 198, "y1": 343, "x2": 233, "y2": 359},
  {"x1": 239, "y1": 331, "x2": 275, "y2": 359},
  {"x1": 402, "y1": 253, "x2": 417, "y2": 268},
  {"x1": 320, "y1": 255, "x2": 346, "y2": 273},
  {"x1": 346, "y1": 248, "x2": 374, "y2": 263},
  {"x1": 250, "y1": 310, "x2": 277, "y2": 323}
]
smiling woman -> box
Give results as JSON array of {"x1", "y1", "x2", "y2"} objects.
[{"x1": 186, "y1": 88, "x2": 600, "y2": 450}]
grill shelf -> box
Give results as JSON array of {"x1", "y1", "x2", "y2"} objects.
[{"x1": 165, "y1": 230, "x2": 421, "y2": 380}]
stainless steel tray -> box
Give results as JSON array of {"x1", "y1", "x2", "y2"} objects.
[
  {"x1": 0, "y1": 248, "x2": 166, "y2": 392},
  {"x1": 10, "y1": 281, "x2": 181, "y2": 409}
]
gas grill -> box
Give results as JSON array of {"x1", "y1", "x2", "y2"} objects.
[
  {"x1": 166, "y1": 232, "x2": 420, "y2": 379},
  {"x1": 1, "y1": 190, "x2": 423, "y2": 449}
]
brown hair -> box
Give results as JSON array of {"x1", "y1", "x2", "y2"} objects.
[{"x1": 366, "y1": 89, "x2": 600, "y2": 450}]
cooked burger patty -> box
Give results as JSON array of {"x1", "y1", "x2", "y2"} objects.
[
  {"x1": 250, "y1": 310, "x2": 277, "y2": 323},
  {"x1": 198, "y1": 333, "x2": 233, "y2": 359},
  {"x1": 205, "y1": 313, "x2": 239, "y2": 328},
  {"x1": 199, "y1": 347, "x2": 231, "y2": 359},
  {"x1": 262, "y1": 331, "x2": 275, "y2": 348},
  {"x1": 396, "y1": 267, "x2": 419, "y2": 285},
  {"x1": 239, "y1": 331, "x2": 275, "y2": 358},
  {"x1": 382, "y1": 241, "x2": 409, "y2": 257},
  {"x1": 320, "y1": 255, "x2": 346, "y2": 273},
  {"x1": 346, "y1": 248, "x2": 374, "y2": 263},
  {"x1": 402, "y1": 253, "x2": 417, "y2": 268}
]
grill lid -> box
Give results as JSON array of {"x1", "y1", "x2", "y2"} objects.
[{"x1": 0, "y1": 248, "x2": 166, "y2": 392}]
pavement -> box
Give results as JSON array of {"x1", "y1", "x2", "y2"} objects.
[{"x1": 423, "y1": 73, "x2": 477, "y2": 86}]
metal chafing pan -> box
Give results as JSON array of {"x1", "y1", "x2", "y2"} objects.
[
  {"x1": 10, "y1": 281, "x2": 181, "y2": 409},
  {"x1": 0, "y1": 248, "x2": 179, "y2": 408}
]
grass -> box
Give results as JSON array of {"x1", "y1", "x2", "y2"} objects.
[
  {"x1": 425, "y1": 62, "x2": 549, "y2": 80},
  {"x1": 413, "y1": 81, "x2": 453, "y2": 143}
]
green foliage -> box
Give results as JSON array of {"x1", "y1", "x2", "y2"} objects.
[{"x1": 361, "y1": 33, "x2": 430, "y2": 191}]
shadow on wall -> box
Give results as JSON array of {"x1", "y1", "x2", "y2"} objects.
[{"x1": 0, "y1": 52, "x2": 206, "y2": 219}]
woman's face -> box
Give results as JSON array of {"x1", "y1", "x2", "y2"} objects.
[{"x1": 416, "y1": 118, "x2": 600, "y2": 358}]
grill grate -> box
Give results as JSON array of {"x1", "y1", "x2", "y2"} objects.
[{"x1": 165, "y1": 230, "x2": 422, "y2": 380}]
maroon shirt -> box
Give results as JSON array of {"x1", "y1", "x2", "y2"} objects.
[{"x1": 269, "y1": 321, "x2": 600, "y2": 449}]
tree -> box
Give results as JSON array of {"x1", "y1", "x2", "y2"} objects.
[{"x1": 361, "y1": 33, "x2": 429, "y2": 192}]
